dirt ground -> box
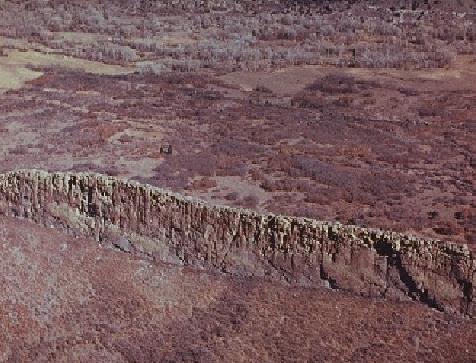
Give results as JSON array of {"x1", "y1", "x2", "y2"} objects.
[
  {"x1": 0, "y1": 1, "x2": 475, "y2": 361},
  {"x1": 0, "y1": 55, "x2": 474, "y2": 247},
  {"x1": 0, "y1": 0, "x2": 474, "y2": 248},
  {"x1": 0, "y1": 216, "x2": 474, "y2": 363}
]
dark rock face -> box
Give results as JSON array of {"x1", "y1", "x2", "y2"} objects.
[{"x1": 0, "y1": 169, "x2": 474, "y2": 316}]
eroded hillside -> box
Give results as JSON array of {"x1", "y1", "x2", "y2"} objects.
[
  {"x1": 0, "y1": 170, "x2": 474, "y2": 317},
  {"x1": 0, "y1": 215, "x2": 475, "y2": 362},
  {"x1": 0, "y1": 1, "x2": 475, "y2": 361}
]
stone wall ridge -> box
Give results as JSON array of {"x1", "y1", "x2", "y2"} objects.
[{"x1": 0, "y1": 169, "x2": 474, "y2": 316}]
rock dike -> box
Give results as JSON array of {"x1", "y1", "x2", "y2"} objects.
[{"x1": 0, "y1": 169, "x2": 474, "y2": 316}]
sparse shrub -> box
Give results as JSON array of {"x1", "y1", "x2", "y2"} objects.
[
  {"x1": 188, "y1": 177, "x2": 217, "y2": 191},
  {"x1": 9, "y1": 145, "x2": 29, "y2": 155},
  {"x1": 224, "y1": 192, "x2": 239, "y2": 201},
  {"x1": 260, "y1": 177, "x2": 277, "y2": 192},
  {"x1": 118, "y1": 134, "x2": 133, "y2": 143},
  {"x1": 241, "y1": 194, "x2": 259, "y2": 209}
]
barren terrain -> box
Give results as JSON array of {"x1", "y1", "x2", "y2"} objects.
[
  {"x1": 0, "y1": 1, "x2": 475, "y2": 247},
  {"x1": 0, "y1": 0, "x2": 475, "y2": 361},
  {"x1": 0, "y1": 49, "x2": 474, "y2": 247},
  {"x1": 0, "y1": 216, "x2": 474, "y2": 362}
]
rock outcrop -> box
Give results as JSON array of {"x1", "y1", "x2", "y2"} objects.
[{"x1": 0, "y1": 169, "x2": 474, "y2": 316}]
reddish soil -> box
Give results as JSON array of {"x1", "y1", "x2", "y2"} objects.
[
  {"x1": 0, "y1": 0, "x2": 474, "y2": 248},
  {"x1": 0, "y1": 2, "x2": 475, "y2": 360},
  {"x1": 0, "y1": 216, "x2": 474, "y2": 362},
  {"x1": 0, "y1": 62, "x2": 474, "y2": 248}
]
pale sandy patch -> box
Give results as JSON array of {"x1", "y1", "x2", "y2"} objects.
[
  {"x1": 220, "y1": 65, "x2": 330, "y2": 96},
  {"x1": 0, "y1": 49, "x2": 133, "y2": 91}
]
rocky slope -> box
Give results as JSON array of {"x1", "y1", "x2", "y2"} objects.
[
  {"x1": 0, "y1": 169, "x2": 474, "y2": 316},
  {"x1": 2, "y1": 215, "x2": 475, "y2": 362}
]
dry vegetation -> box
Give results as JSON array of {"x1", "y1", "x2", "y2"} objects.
[
  {"x1": 1, "y1": 0, "x2": 475, "y2": 73},
  {"x1": 2, "y1": 62, "x2": 473, "y2": 246},
  {"x1": 0, "y1": 0, "x2": 475, "y2": 361},
  {"x1": 0, "y1": 216, "x2": 475, "y2": 362}
]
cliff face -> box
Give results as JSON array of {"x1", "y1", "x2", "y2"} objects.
[{"x1": 0, "y1": 169, "x2": 474, "y2": 316}]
